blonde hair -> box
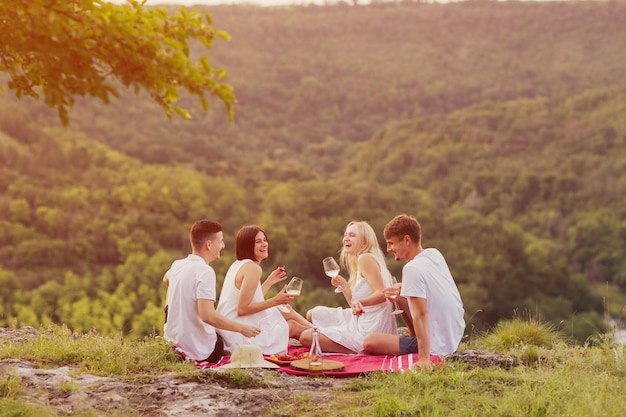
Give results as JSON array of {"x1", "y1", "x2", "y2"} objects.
[{"x1": 339, "y1": 221, "x2": 388, "y2": 289}]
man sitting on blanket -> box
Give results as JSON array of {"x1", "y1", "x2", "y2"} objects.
[
  {"x1": 163, "y1": 220, "x2": 260, "y2": 363},
  {"x1": 363, "y1": 214, "x2": 465, "y2": 370}
]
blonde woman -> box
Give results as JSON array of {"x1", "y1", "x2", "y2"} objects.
[{"x1": 299, "y1": 221, "x2": 397, "y2": 353}]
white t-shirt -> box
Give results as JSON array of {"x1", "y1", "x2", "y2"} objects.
[
  {"x1": 163, "y1": 254, "x2": 218, "y2": 360},
  {"x1": 401, "y1": 248, "x2": 465, "y2": 355}
]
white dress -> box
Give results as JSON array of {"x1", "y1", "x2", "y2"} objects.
[
  {"x1": 216, "y1": 259, "x2": 290, "y2": 355},
  {"x1": 310, "y1": 260, "x2": 397, "y2": 353}
]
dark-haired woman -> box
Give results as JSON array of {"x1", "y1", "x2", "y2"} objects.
[{"x1": 216, "y1": 225, "x2": 311, "y2": 354}]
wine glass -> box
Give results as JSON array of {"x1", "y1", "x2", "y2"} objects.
[
  {"x1": 286, "y1": 276, "x2": 303, "y2": 296},
  {"x1": 383, "y1": 276, "x2": 403, "y2": 315},
  {"x1": 277, "y1": 276, "x2": 303, "y2": 313},
  {"x1": 322, "y1": 257, "x2": 343, "y2": 293}
]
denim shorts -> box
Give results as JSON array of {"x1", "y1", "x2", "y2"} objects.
[{"x1": 398, "y1": 335, "x2": 418, "y2": 355}]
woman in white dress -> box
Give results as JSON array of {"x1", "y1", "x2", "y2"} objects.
[
  {"x1": 299, "y1": 221, "x2": 397, "y2": 354},
  {"x1": 217, "y1": 225, "x2": 311, "y2": 355}
]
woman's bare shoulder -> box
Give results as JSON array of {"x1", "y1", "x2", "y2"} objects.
[
  {"x1": 239, "y1": 260, "x2": 262, "y2": 276},
  {"x1": 357, "y1": 252, "x2": 379, "y2": 268},
  {"x1": 358, "y1": 252, "x2": 377, "y2": 261}
]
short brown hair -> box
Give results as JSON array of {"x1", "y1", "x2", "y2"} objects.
[
  {"x1": 384, "y1": 214, "x2": 421, "y2": 244},
  {"x1": 190, "y1": 220, "x2": 223, "y2": 252},
  {"x1": 236, "y1": 225, "x2": 268, "y2": 261}
]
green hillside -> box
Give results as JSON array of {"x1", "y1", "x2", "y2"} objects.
[
  {"x1": 10, "y1": 2, "x2": 626, "y2": 180},
  {"x1": 1, "y1": 1, "x2": 625, "y2": 342},
  {"x1": 349, "y1": 86, "x2": 626, "y2": 329}
]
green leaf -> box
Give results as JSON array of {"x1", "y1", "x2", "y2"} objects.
[
  {"x1": 216, "y1": 30, "x2": 231, "y2": 41},
  {"x1": 173, "y1": 106, "x2": 191, "y2": 120}
]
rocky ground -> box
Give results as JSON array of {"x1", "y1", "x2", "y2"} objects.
[
  {"x1": 1, "y1": 357, "x2": 346, "y2": 416},
  {"x1": 1, "y1": 327, "x2": 515, "y2": 416},
  {"x1": 0, "y1": 327, "x2": 352, "y2": 416}
]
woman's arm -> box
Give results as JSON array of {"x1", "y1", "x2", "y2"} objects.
[
  {"x1": 341, "y1": 278, "x2": 353, "y2": 304},
  {"x1": 331, "y1": 274, "x2": 352, "y2": 302},
  {"x1": 352, "y1": 253, "x2": 387, "y2": 308},
  {"x1": 236, "y1": 262, "x2": 295, "y2": 316},
  {"x1": 260, "y1": 266, "x2": 287, "y2": 296}
]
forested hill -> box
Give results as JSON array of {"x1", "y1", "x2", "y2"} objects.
[
  {"x1": 1, "y1": 1, "x2": 625, "y2": 342},
  {"x1": 349, "y1": 86, "x2": 626, "y2": 330},
  {"x1": 7, "y1": 1, "x2": 626, "y2": 182}
]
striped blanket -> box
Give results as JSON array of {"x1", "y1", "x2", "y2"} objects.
[{"x1": 172, "y1": 345, "x2": 443, "y2": 377}]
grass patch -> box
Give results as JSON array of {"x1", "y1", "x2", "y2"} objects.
[
  {"x1": 478, "y1": 318, "x2": 561, "y2": 350},
  {"x1": 2, "y1": 321, "x2": 626, "y2": 417},
  {"x1": 0, "y1": 324, "x2": 194, "y2": 378},
  {"x1": 0, "y1": 398, "x2": 58, "y2": 417},
  {"x1": 270, "y1": 390, "x2": 363, "y2": 417},
  {"x1": 269, "y1": 318, "x2": 626, "y2": 417},
  {"x1": 0, "y1": 374, "x2": 23, "y2": 399},
  {"x1": 0, "y1": 375, "x2": 56, "y2": 417},
  {"x1": 284, "y1": 347, "x2": 626, "y2": 417}
]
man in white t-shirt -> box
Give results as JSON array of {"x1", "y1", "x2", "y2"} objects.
[
  {"x1": 163, "y1": 220, "x2": 260, "y2": 362},
  {"x1": 363, "y1": 214, "x2": 465, "y2": 370}
]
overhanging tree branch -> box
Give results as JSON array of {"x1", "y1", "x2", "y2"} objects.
[{"x1": 0, "y1": 0, "x2": 235, "y2": 125}]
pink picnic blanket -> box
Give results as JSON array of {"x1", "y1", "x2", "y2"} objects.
[{"x1": 172, "y1": 345, "x2": 443, "y2": 377}]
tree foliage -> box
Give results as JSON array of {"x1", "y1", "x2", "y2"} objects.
[{"x1": 0, "y1": 0, "x2": 235, "y2": 125}]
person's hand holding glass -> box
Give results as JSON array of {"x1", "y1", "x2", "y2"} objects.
[
  {"x1": 323, "y1": 257, "x2": 344, "y2": 293},
  {"x1": 277, "y1": 276, "x2": 303, "y2": 313},
  {"x1": 383, "y1": 276, "x2": 403, "y2": 315}
]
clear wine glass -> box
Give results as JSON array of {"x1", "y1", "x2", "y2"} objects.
[
  {"x1": 383, "y1": 276, "x2": 403, "y2": 315},
  {"x1": 322, "y1": 257, "x2": 343, "y2": 293},
  {"x1": 286, "y1": 276, "x2": 303, "y2": 296},
  {"x1": 278, "y1": 276, "x2": 302, "y2": 313}
]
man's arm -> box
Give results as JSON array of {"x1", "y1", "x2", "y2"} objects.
[
  {"x1": 408, "y1": 296, "x2": 433, "y2": 370},
  {"x1": 197, "y1": 299, "x2": 260, "y2": 338}
]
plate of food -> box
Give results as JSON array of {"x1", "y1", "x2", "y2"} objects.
[
  {"x1": 267, "y1": 351, "x2": 309, "y2": 366},
  {"x1": 290, "y1": 359, "x2": 345, "y2": 372}
]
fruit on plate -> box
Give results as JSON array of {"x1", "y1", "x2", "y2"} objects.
[{"x1": 269, "y1": 351, "x2": 309, "y2": 362}]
